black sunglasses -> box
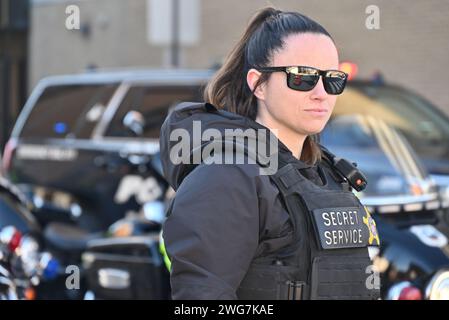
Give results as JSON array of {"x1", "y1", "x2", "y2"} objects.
[{"x1": 257, "y1": 66, "x2": 348, "y2": 95}]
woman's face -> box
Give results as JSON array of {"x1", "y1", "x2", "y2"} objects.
[{"x1": 253, "y1": 33, "x2": 340, "y2": 137}]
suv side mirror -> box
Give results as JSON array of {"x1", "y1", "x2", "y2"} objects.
[{"x1": 123, "y1": 111, "x2": 145, "y2": 137}]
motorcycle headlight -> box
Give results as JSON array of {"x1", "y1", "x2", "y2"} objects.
[
  {"x1": 143, "y1": 201, "x2": 165, "y2": 225},
  {"x1": 425, "y1": 270, "x2": 449, "y2": 300},
  {"x1": 18, "y1": 235, "x2": 40, "y2": 277}
]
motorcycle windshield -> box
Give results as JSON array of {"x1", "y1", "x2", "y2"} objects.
[{"x1": 321, "y1": 114, "x2": 438, "y2": 205}]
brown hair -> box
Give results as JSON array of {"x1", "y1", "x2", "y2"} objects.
[{"x1": 204, "y1": 7, "x2": 334, "y2": 165}]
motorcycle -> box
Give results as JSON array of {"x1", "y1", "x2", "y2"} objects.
[
  {"x1": 0, "y1": 153, "x2": 171, "y2": 300},
  {"x1": 0, "y1": 177, "x2": 61, "y2": 299}
]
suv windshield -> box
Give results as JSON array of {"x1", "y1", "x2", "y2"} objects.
[
  {"x1": 334, "y1": 84, "x2": 449, "y2": 174},
  {"x1": 19, "y1": 84, "x2": 118, "y2": 140}
]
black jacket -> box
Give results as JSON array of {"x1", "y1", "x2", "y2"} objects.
[{"x1": 160, "y1": 102, "x2": 326, "y2": 299}]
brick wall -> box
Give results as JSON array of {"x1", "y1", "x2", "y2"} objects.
[{"x1": 30, "y1": 0, "x2": 449, "y2": 115}]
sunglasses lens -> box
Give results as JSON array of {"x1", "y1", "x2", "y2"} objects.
[
  {"x1": 287, "y1": 73, "x2": 319, "y2": 91},
  {"x1": 323, "y1": 71, "x2": 347, "y2": 95}
]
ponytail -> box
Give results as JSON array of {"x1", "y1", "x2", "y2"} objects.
[{"x1": 204, "y1": 7, "x2": 280, "y2": 119}]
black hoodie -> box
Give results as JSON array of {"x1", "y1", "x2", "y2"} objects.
[{"x1": 160, "y1": 102, "x2": 324, "y2": 299}]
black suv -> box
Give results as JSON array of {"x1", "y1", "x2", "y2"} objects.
[{"x1": 3, "y1": 69, "x2": 213, "y2": 230}]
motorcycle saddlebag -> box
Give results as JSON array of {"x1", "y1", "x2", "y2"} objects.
[{"x1": 82, "y1": 234, "x2": 170, "y2": 299}]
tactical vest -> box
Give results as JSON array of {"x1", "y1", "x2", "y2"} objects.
[
  {"x1": 163, "y1": 103, "x2": 380, "y2": 300},
  {"x1": 236, "y1": 156, "x2": 381, "y2": 300}
]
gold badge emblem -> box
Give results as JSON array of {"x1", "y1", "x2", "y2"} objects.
[{"x1": 363, "y1": 206, "x2": 380, "y2": 245}]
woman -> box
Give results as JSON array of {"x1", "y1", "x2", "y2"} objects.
[{"x1": 159, "y1": 7, "x2": 380, "y2": 300}]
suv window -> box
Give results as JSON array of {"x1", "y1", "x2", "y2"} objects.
[
  {"x1": 20, "y1": 84, "x2": 118, "y2": 139},
  {"x1": 105, "y1": 85, "x2": 203, "y2": 139}
]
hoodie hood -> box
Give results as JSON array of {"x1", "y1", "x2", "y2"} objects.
[{"x1": 160, "y1": 102, "x2": 305, "y2": 190}]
